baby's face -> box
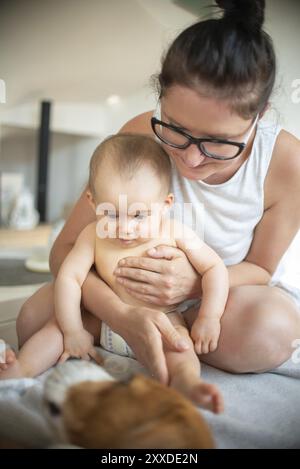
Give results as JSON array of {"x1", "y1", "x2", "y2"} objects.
[{"x1": 90, "y1": 164, "x2": 172, "y2": 247}]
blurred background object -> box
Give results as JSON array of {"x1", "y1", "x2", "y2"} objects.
[
  {"x1": 0, "y1": 79, "x2": 5, "y2": 104},
  {"x1": 0, "y1": 172, "x2": 24, "y2": 226}
]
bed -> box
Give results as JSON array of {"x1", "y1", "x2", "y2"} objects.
[{"x1": 0, "y1": 347, "x2": 299, "y2": 449}]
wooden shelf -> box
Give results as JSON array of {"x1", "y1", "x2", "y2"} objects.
[{"x1": 0, "y1": 224, "x2": 52, "y2": 249}]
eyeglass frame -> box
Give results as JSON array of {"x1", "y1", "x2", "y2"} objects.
[{"x1": 151, "y1": 114, "x2": 259, "y2": 161}]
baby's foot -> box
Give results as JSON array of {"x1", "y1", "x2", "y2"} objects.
[
  {"x1": 0, "y1": 359, "x2": 23, "y2": 380},
  {"x1": 189, "y1": 381, "x2": 224, "y2": 414},
  {"x1": 171, "y1": 374, "x2": 224, "y2": 414},
  {"x1": 0, "y1": 344, "x2": 16, "y2": 372}
]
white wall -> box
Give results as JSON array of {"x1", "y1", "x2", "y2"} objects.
[
  {"x1": 265, "y1": 0, "x2": 300, "y2": 286},
  {"x1": 265, "y1": 0, "x2": 300, "y2": 137}
]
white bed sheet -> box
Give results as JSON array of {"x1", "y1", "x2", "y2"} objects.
[{"x1": 0, "y1": 348, "x2": 300, "y2": 449}]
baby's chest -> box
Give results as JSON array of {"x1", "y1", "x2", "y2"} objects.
[
  {"x1": 94, "y1": 238, "x2": 176, "y2": 289},
  {"x1": 95, "y1": 249, "x2": 130, "y2": 283}
]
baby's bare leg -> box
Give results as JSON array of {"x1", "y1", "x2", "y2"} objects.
[
  {"x1": 0, "y1": 310, "x2": 101, "y2": 380},
  {"x1": 165, "y1": 311, "x2": 224, "y2": 414}
]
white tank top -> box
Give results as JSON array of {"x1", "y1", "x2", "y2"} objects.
[
  {"x1": 171, "y1": 120, "x2": 282, "y2": 266},
  {"x1": 154, "y1": 106, "x2": 284, "y2": 278}
]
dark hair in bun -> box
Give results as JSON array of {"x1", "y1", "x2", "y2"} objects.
[
  {"x1": 157, "y1": 0, "x2": 275, "y2": 119},
  {"x1": 216, "y1": 0, "x2": 265, "y2": 33}
]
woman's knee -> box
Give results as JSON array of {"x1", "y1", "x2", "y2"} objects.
[
  {"x1": 16, "y1": 282, "x2": 55, "y2": 345},
  {"x1": 17, "y1": 299, "x2": 38, "y2": 328},
  {"x1": 201, "y1": 286, "x2": 300, "y2": 373},
  {"x1": 243, "y1": 287, "x2": 299, "y2": 340},
  {"x1": 221, "y1": 287, "x2": 300, "y2": 372},
  {"x1": 254, "y1": 297, "x2": 300, "y2": 369}
]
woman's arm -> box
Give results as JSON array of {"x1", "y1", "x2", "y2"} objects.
[
  {"x1": 119, "y1": 110, "x2": 154, "y2": 134},
  {"x1": 230, "y1": 130, "x2": 300, "y2": 286},
  {"x1": 49, "y1": 186, "x2": 96, "y2": 277}
]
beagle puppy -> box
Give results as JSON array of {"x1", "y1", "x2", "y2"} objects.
[{"x1": 44, "y1": 360, "x2": 214, "y2": 449}]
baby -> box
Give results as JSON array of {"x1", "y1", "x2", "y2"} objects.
[{"x1": 0, "y1": 134, "x2": 228, "y2": 413}]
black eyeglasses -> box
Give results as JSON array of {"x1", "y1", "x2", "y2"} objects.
[{"x1": 151, "y1": 115, "x2": 258, "y2": 161}]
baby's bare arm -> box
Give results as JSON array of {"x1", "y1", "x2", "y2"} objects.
[
  {"x1": 54, "y1": 222, "x2": 96, "y2": 335},
  {"x1": 174, "y1": 222, "x2": 228, "y2": 354},
  {"x1": 174, "y1": 222, "x2": 228, "y2": 321}
]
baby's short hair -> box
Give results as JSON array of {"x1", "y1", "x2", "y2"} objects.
[{"x1": 88, "y1": 133, "x2": 171, "y2": 199}]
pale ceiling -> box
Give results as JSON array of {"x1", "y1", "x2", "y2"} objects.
[{"x1": 0, "y1": 0, "x2": 204, "y2": 108}]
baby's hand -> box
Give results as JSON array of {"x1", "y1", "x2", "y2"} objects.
[
  {"x1": 59, "y1": 328, "x2": 97, "y2": 363},
  {"x1": 191, "y1": 317, "x2": 221, "y2": 355}
]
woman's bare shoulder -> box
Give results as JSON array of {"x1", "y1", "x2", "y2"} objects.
[
  {"x1": 265, "y1": 129, "x2": 300, "y2": 208},
  {"x1": 119, "y1": 110, "x2": 154, "y2": 135}
]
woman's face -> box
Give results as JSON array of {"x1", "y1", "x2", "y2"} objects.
[{"x1": 160, "y1": 85, "x2": 256, "y2": 183}]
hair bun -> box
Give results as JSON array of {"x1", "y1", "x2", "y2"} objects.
[{"x1": 216, "y1": 0, "x2": 265, "y2": 32}]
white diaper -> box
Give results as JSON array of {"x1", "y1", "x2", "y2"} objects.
[
  {"x1": 100, "y1": 298, "x2": 201, "y2": 359},
  {"x1": 173, "y1": 298, "x2": 201, "y2": 314},
  {"x1": 100, "y1": 322, "x2": 135, "y2": 359}
]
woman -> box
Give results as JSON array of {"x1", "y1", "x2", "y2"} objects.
[{"x1": 12, "y1": 0, "x2": 300, "y2": 383}]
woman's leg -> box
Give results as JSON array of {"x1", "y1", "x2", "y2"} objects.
[
  {"x1": 165, "y1": 312, "x2": 224, "y2": 413},
  {"x1": 1, "y1": 281, "x2": 102, "y2": 373},
  {"x1": 17, "y1": 282, "x2": 102, "y2": 348},
  {"x1": 184, "y1": 285, "x2": 300, "y2": 373},
  {"x1": 0, "y1": 310, "x2": 101, "y2": 380},
  {"x1": 0, "y1": 282, "x2": 56, "y2": 371},
  {"x1": 17, "y1": 282, "x2": 56, "y2": 347}
]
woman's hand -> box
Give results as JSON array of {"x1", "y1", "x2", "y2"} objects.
[
  {"x1": 113, "y1": 245, "x2": 202, "y2": 306},
  {"x1": 115, "y1": 304, "x2": 190, "y2": 384},
  {"x1": 59, "y1": 328, "x2": 101, "y2": 364}
]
